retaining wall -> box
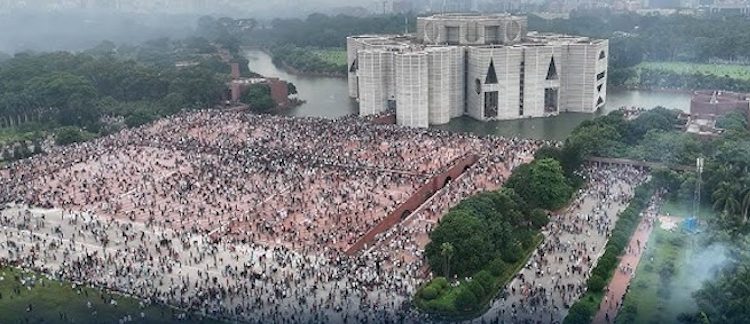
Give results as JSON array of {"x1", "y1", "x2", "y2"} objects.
[{"x1": 345, "y1": 154, "x2": 479, "y2": 255}]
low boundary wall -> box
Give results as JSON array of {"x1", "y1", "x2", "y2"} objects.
[{"x1": 344, "y1": 154, "x2": 479, "y2": 255}]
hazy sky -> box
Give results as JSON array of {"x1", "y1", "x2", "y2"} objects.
[{"x1": 0, "y1": 0, "x2": 399, "y2": 53}]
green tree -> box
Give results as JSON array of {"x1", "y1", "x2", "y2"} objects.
[
  {"x1": 695, "y1": 264, "x2": 750, "y2": 323},
  {"x1": 440, "y1": 242, "x2": 455, "y2": 279},
  {"x1": 124, "y1": 110, "x2": 156, "y2": 128},
  {"x1": 241, "y1": 84, "x2": 276, "y2": 113},
  {"x1": 740, "y1": 183, "x2": 750, "y2": 225},
  {"x1": 55, "y1": 127, "x2": 88, "y2": 145},
  {"x1": 507, "y1": 158, "x2": 573, "y2": 210},
  {"x1": 712, "y1": 181, "x2": 740, "y2": 216},
  {"x1": 425, "y1": 211, "x2": 492, "y2": 277},
  {"x1": 568, "y1": 121, "x2": 624, "y2": 157}
]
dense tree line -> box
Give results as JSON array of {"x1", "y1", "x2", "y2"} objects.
[
  {"x1": 0, "y1": 49, "x2": 227, "y2": 135},
  {"x1": 85, "y1": 37, "x2": 256, "y2": 78},
  {"x1": 640, "y1": 110, "x2": 750, "y2": 324},
  {"x1": 269, "y1": 45, "x2": 347, "y2": 75},
  {"x1": 637, "y1": 68, "x2": 750, "y2": 92},
  {"x1": 564, "y1": 180, "x2": 660, "y2": 324},
  {"x1": 248, "y1": 13, "x2": 416, "y2": 48},
  {"x1": 529, "y1": 11, "x2": 750, "y2": 89},
  {"x1": 529, "y1": 11, "x2": 750, "y2": 66},
  {"x1": 418, "y1": 153, "x2": 582, "y2": 315},
  {"x1": 557, "y1": 105, "x2": 750, "y2": 323},
  {"x1": 564, "y1": 107, "x2": 699, "y2": 165},
  {"x1": 566, "y1": 107, "x2": 747, "y2": 217}
]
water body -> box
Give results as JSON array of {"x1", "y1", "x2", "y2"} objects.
[{"x1": 245, "y1": 50, "x2": 692, "y2": 140}]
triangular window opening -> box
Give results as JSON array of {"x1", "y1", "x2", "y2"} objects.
[
  {"x1": 349, "y1": 58, "x2": 358, "y2": 73},
  {"x1": 597, "y1": 97, "x2": 604, "y2": 106},
  {"x1": 485, "y1": 60, "x2": 498, "y2": 84},
  {"x1": 546, "y1": 57, "x2": 558, "y2": 80},
  {"x1": 597, "y1": 84, "x2": 603, "y2": 92}
]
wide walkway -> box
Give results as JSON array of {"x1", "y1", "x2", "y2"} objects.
[
  {"x1": 593, "y1": 198, "x2": 660, "y2": 324},
  {"x1": 478, "y1": 165, "x2": 649, "y2": 323}
]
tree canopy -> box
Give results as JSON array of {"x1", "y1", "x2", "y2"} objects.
[
  {"x1": 424, "y1": 189, "x2": 537, "y2": 278},
  {"x1": 0, "y1": 48, "x2": 227, "y2": 130},
  {"x1": 506, "y1": 158, "x2": 574, "y2": 211}
]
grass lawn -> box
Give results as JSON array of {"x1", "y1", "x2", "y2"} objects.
[
  {"x1": 311, "y1": 48, "x2": 347, "y2": 67},
  {"x1": 615, "y1": 227, "x2": 703, "y2": 324},
  {"x1": 659, "y1": 199, "x2": 717, "y2": 221},
  {"x1": 637, "y1": 61, "x2": 750, "y2": 81},
  {"x1": 0, "y1": 127, "x2": 43, "y2": 145},
  {"x1": 0, "y1": 267, "x2": 221, "y2": 323}
]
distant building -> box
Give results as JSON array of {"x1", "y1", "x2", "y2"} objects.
[
  {"x1": 699, "y1": 0, "x2": 750, "y2": 16},
  {"x1": 347, "y1": 13, "x2": 609, "y2": 128},
  {"x1": 229, "y1": 78, "x2": 289, "y2": 108},
  {"x1": 690, "y1": 90, "x2": 750, "y2": 118},
  {"x1": 687, "y1": 90, "x2": 750, "y2": 136}
]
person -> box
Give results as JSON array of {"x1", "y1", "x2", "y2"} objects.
[{"x1": 0, "y1": 110, "x2": 545, "y2": 322}]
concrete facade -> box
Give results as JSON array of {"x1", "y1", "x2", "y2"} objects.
[{"x1": 348, "y1": 14, "x2": 609, "y2": 128}]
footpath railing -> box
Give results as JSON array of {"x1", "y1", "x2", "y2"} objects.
[{"x1": 586, "y1": 157, "x2": 695, "y2": 172}]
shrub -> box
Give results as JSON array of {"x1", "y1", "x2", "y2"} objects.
[
  {"x1": 619, "y1": 304, "x2": 638, "y2": 323},
  {"x1": 124, "y1": 111, "x2": 156, "y2": 128},
  {"x1": 467, "y1": 279, "x2": 486, "y2": 300},
  {"x1": 669, "y1": 235, "x2": 685, "y2": 247},
  {"x1": 659, "y1": 262, "x2": 676, "y2": 281},
  {"x1": 519, "y1": 231, "x2": 538, "y2": 249},
  {"x1": 501, "y1": 246, "x2": 523, "y2": 263},
  {"x1": 530, "y1": 209, "x2": 550, "y2": 229},
  {"x1": 474, "y1": 270, "x2": 494, "y2": 291},
  {"x1": 454, "y1": 287, "x2": 479, "y2": 311},
  {"x1": 421, "y1": 286, "x2": 439, "y2": 300},
  {"x1": 55, "y1": 126, "x2": 87, "y2": 145},
  {"x1": 489, "y1": 258, "x2": 508, "y2": 277},
  {"x1": 587, "y1": 274, "x2": 606, "y2": 293},
  {"x1": 565, "y1": 301, "x2": 597, "y2": 324},
  {"x1": 432, "y1": 277, "x2": 449, "y2": 290}
]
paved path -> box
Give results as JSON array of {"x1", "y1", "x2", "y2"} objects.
[
  {"x1": 593, "y1": 199, "x2": 659, "y2": 324},
  {"x1": 477, "y1": 166, "x2": 649, "y2": 323}
]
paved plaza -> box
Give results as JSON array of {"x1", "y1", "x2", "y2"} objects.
[{"x1": 0, "y1": 111, "x2": 541, "y2": 322}]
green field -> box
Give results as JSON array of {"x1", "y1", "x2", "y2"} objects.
[
  {"x1": 615, "y1": 201, "x2": 722, "y2": 323},
  {"x1": 637, "y1": 61, "x2": 750, "y2": 81},
  {"x1": 659, "y1": 199, "x2": 717, "y2": 221},
  {"x1": 615, "y1": 226, "x2": 704, "y2": 324},
  {"x1": 0, "y1": 126, "x2": 44, "y2": 145},
  {"x1": 0, "y1": 267, "x2": 220, "y2": 323},
  {"x1": 311, "y1": 48, "x2": 347, "y2": 67}
]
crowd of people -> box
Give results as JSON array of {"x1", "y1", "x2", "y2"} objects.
[
  {"x1": 0, "y1": 110, "x2": 659, "y2": 323},
  {"x1": 478, "y1": 164, "x2": 650, "y2": 323},
  {"x1": 0, "y1": 110, "x2": 546, "y2": 322}
]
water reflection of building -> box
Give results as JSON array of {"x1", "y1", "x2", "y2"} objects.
[{"x1": 347, "y1": 14, "x2": 609, "y2": 128}]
